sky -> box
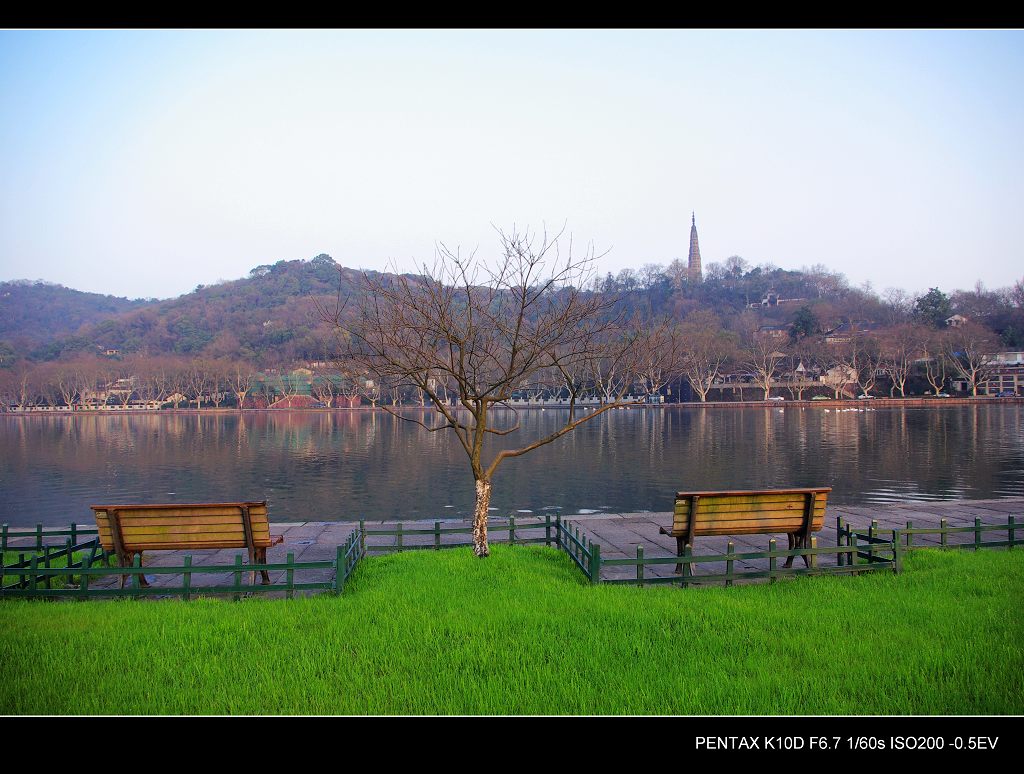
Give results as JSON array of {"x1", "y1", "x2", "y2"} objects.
[{"x1": 1, "y1": 29, "x2": 1022, "y2": 301}]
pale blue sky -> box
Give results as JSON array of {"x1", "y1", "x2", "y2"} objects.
[{"x1": 1, "y1": 29, "x2": 1022, "y2": 300}]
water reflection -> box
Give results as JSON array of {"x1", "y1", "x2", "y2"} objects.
[{"x1": 1, "y1": 404, "x2": 1022, "y2": 526}]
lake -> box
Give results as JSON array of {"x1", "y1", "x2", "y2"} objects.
[{"x1": 2, "y1": 404, "x2": 1022, "y2": 527}]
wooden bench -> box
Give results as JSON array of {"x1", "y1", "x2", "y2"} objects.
[
  {"x1": 659, "y1": 487, "x2": 832, "y2": 572},
  {"x1": 90, "y1": 502, "x2": 283, "y2": 588}
]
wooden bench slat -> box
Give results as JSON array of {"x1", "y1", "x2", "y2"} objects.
[
  {"x1": 666, "y1": 517, "x2": 825, "y2": 536},
  {"x1": 675, "y1": 499, "x2": 827, "y2": 511},
  {"x1": 94, "y1": 514, "x2": 269, "y2": 527},
  {"x1": 99, "y1": 529, "x2": 274, "y2": 543},
  {"x1": 674, "y1": 501, "x2": 828, "y2": 516}
]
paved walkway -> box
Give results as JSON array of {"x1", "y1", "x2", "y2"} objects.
[{"x1": 9, "y1": 499, "x2": 1021, "y2": 594}]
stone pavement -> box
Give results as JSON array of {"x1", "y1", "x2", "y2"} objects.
[{"x1": 9, "y1": 499, "x2": 1021, "y2": 594}]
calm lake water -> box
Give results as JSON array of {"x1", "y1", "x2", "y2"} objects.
[{"x1": 2, "y1": 405, "x2": 1022, "y2": 527}]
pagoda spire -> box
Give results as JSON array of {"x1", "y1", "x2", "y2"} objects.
[{"x1": 688, "y1": 212, "x2": 703, "y2": 283}]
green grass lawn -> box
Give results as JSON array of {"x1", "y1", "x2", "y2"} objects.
[{"x1": 1, "y1": 545, "x2": 1021, "y2": 715}]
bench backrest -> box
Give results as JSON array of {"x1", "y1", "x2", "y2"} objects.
[
  {"x1": 671, "y1": 488, "x2": 831, "y2": 538},
  {"x1": 91, "y1": 502, "x2": 273, "y2": 553}
]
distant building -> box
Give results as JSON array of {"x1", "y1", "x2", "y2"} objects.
[
  {"x1": 756, "y1": 324, "x2": 789, "y2": 340},
  {"x1": 688, "y1": 212, "x2": 702, "y2": 283},
  {"x1": 824, "y1": 321, "x2": 883, "y2": 344},
  {"x1": 976, "y1": 351, "x2": 1023, "y2": 396}
]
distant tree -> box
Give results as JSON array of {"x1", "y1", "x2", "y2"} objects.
[
  {"x1": 227, "y1": 362, "x2": 254, "y2": 409},
  {"x1": 882, "y1": 287, "x2": 914, "y2": 325},
  {"x1": 636, "y1": 318, "x2": 686, "y2": 401},
  {"x1": 724, "y1": 255, "x2": 749, "y2": 278},
  {"x1": 678, "y1": 311, "x2": 736, "y2": 402},
  {"x1": 919, "y1": 330, "x2": 950, "y2": 396},
  {"x1": 943, "y1": 322, "x2": 998, "y2": 396},
  {"x1": 914, "y1": 288, "x2": 953, "y2": 329},
  {"x1": 736, "y1": 315, "x2": 787, "y2": 400},
  {"x1": 788, "y1": 306, "x2": 821, "y2": 342},
  {"x1": 879, "y1": 324, "x2": 925, "y2": 397}
]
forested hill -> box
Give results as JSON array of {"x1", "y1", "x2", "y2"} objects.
[
  {"x1": 2, "y1": 252, "x2": 1022, "y2": 371},
  {"x1": 1, "y1": 254, "x2": 373, "y2": 366},
  {"x1": 0, "y1": 280, "x2": 151, "y2": 351}
]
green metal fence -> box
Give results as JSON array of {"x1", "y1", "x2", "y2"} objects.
[
  {"x1": 0, "y1": 524, "x2": 364, "y2": 601},
  {"x1": 358, "y1": 513, "x2": 560, "y2": 554},
  {"x1": 560, "y1": 519, "x2": 901, "y2": 587},
  {"x1": 848, "y1": 516, "x2": 1019, "y2": 551}
]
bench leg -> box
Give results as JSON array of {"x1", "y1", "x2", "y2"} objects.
[
  {"x1": 118, "y1": 551, "x2": 151, "y2": 588},
  {"x1": 256, "y1": 547, "x2": 271, "y2": 585},
  {"x1": 675, "y1": 536, "x2": 684, "y2": 574},
  {"x1": 785, "y1": 534, "x2": 811, "y2": 569}
]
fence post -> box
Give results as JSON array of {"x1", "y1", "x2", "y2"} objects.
[
  {"x1": 434, "y1": 521, "x2": 441, "y2": 551},
  {"x1": 906, "y1": 520, "x2": 913, "y2": 548},
  {"x1": 809, "y1": 536, "x2": 818, "y2": 571},
  {"x1": 183, "y1": 556, "x2": 192, "y2": 602},
  {"x1": 590, "y1": 542, "x2": 601, "y2": 584},
  {"x1": 892, "y1": 530, "x2": 903, "y2": 574},
  {"x1": 359, "y1": 519, "x2": 366, "y2": 555},
  {"x1": 868, "y1": 520, "x2": 878, "y2": 563},
  {"x1": 836, "y1": 519, "x2": 844, "y2": 567},
  {"x1": 681, "y1": 544, "x2": 693, "y2": 588},
  {"x1": 726, "y1": 541, "x2": 735, "y2": 586},
  {"x1": 397, "y1": 523, "x2": 403, "y2": 552},
  {"x1": 36, "y1": 523, "x2": 43, "y2": 552},
  {"x1": 78, "y1": 552, "x2": 92, "y2": 601},
  {"x1": 42, "y1": 546, "x2": 52, "y2": 590},
  {"x1": 64, "y1": 538, "x2": 73, "y2": 586},
  {"x1": 29, "y1": 556, "x2": 38, "y2": 593},
  {"x1": 545, "y1": 513, "x2": 552, "y2": 547},
  {"x1": 636, "y1": 545, "x2": 644, "y2": 587},
  {"x1": 71, "y1": 523, "x2": 77, "y2": 546},
  {"x1": 286, "y1": 552, "x2": 295, "y2": 600},
  {"x1": 769, "y1": 538, "x2": 777, "y2": 584},
  {"x1": 334, "y1": 544, "x2": 344, "y2": 594},
  {"x1": 1, "y1": 523, "x2": 7, "y2": 553},
  {"x1": 555, "y1": 514, "x2": 562, "y2": 551},
  {"x1": 509, "y1": 515, "x2": 517, "y2": 546},
  {"x1": 940, "y1": 518, "x2": 948, "y2": 547},
  {"x1": 975, "y1": 518, "x2": 982, "y2": 551},
  {"x1": 131, "y1": 553, "x2": 143, "y2": 594},
  {"x1": 233, "y1": 555, "x2": 243, "y2": 601},
  {"x1": 1010, "y1": 516, "x2": 1016, "y2": 550}
]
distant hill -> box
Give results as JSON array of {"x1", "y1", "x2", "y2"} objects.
[
  {"x1": 2, "y1": 252, "x2": 1020, "y2": 370},
  {"x1": 1, "y1": 255, "x2": 376, "y2": 366},
  {"x1": 0, "y1": 280, "x2": 152, "y2": 352}
]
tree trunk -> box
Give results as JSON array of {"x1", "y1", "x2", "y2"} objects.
[{"x1": 472, "y1": 478, "x2": 492, "y2": 557}]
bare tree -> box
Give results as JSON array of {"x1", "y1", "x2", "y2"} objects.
[
  {"x1": 318, "y1": 226, "x2": 642, "y2": 557},
  {"x1": 228, "y1": 362, "x2": 254, "y2": 410},
  {"x1": 920, "y1": 329, "x2": 949, "y2": 396},
  {"x1": 880, "y1": 324, "x2": 924, "y2": 397},
  {"x1": 678, "y1": 311, "x2": 736, "y2": 402},
  {"x1": 739, "y1": 323, "x2": 787, "y2": 400},
  {"x1": 944, "y1": 321, "x2": 997, "y2": 396},
  {"x1": 636, "y1": 317, "x2": 686, "y2": 401}
]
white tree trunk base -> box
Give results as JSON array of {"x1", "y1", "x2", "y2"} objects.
[{"x1": 473, "y1": 479, "x2": 491, "y2": 558}]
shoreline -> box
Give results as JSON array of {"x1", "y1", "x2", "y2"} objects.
[{"x1": 3, "y1": 395, "x2": 1021, "y2": 416}]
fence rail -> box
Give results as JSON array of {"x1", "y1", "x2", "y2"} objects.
[
  {"x1": 358, "y1": 513, "x2": 559, "y2": 554},
  {"x1": 0, "y1": 527, "x2": 363, "y2": 601},
  {"x1": 850, "y1": 516, "x2": 1019, "y2": 551}
]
